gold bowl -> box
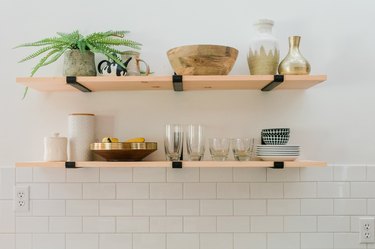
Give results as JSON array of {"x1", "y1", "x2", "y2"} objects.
[{"x1": 90, "y1": 142, "x2": 157, "y2": 161}]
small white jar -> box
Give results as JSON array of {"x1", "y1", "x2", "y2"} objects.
[{"x1": 44, "y1": 133, "x2": 67, "y2": 162}]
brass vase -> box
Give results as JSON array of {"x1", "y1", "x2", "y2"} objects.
[{"x1": 278, "y1": 36, "x2": 311, "y2": 75}]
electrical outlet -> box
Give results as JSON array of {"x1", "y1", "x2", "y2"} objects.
[
  {"x1": 14, "y1": 186, "x2": 29, "y2": 212},
  {"x1": 360, "y1": 217, "x2": 375, "y2": 243}
]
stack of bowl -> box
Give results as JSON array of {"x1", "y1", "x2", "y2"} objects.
[{"x1": 261, "y1": 128, "x2": 290, "y2": 145}]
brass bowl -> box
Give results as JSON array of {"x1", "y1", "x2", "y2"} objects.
[
  {"x1": 90, "y1": 142, "x2": 157, "y2": 161},
  {"x1": 167, "y1": 44, "x2": 239, "y2": 75}
]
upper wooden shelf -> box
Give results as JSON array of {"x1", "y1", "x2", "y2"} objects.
[
  {"x1": 16, "y1": 160, "x2": 326, "y2": 168},
  {"x1": 16, "y1": 75, "x2": 327, "y2": 92}
]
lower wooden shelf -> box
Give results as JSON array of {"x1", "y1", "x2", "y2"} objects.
[{"x1": 16, "y1": 160, "x2": 326, "y2": 168}]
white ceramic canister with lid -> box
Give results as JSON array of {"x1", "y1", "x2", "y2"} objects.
[
  {"x1": 68, "y1": 113, "x2": 95, "y2": 161},
  {"x1": 44, "y1": 133, "x2": 68, "y2": 161}
]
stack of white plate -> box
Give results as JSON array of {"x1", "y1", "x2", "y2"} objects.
[{"x1": 256, "y1": 145, "x2": 300, "y2": 161}]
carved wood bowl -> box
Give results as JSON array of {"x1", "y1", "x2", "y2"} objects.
[
  {"x1": 167, "y1": 44, "x2": 239, "y2": 75},
  {"x1": 90, "y1": 142, "x2": 157, "y2": 161}
]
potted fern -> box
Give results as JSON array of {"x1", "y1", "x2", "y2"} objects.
[{"x1": 16, "y1": 30, "x2": 141, "y2": 77}]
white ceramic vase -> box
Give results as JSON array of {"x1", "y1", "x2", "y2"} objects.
[{"x1": 248, "y1": 19, "x2": 280, "y2": 75}]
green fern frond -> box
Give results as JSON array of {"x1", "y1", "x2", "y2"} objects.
[
  {"x1": 18, "y1": 44, "x2": 64, "y2": 63},
  {"x1": 42, "y1": 48, "x2": 68, "y2": 66},
  {"x1": 30, "y1": 49, "x2": 61, "y2": 76}
]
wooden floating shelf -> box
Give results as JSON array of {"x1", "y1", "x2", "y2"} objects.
[
  {"x1": 16, "y1": 160, "x2": 326, "y2": 168},
  {"x1": 16, "y1": 75, "x2": 326, "y2": 92}
]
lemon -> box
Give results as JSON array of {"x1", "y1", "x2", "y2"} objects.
[
  {"x1": 102, "y1": 137, "x2": 119, "y2": 143},
  {"x1": 126, "y1": 137, "x2": 145, "y2": 143}
]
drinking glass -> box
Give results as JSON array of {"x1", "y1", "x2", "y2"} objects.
[
  {"x1": 209, "y1": 138, "x2": 230, "y2": 161},
  {"x1": 186, "y1": 124, "x2": 205, "y2": 161},
  {"x1": 232, "y1": 138, "x2": 254, "y2": 161},
  {"x1": 164, "y1": 124, "x2": 183, "y2": 161}
]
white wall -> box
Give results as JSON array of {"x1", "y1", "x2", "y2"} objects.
[{"x1": 1, "y1": 0, "x2": 375, "y2": 165}]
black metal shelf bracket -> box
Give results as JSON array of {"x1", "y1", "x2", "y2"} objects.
[
  {"x1": 272, "y1": 161, "x2": 284, "y2": 169},
  {"x1": 172, "y1": 74, "x2": 183, "y2": 91},
  {"x1": 261, "y1": 75, "x2": 284, "y2": 92},
  {"x1": 65, "y1": 161, "x2": 77, "y2": 168},
  {"x1": 172, "y1": 161, "x2": 183, "y2": 168},
  {"x1": 66, "y1": 76, "x2": 92, "y2": 92}
]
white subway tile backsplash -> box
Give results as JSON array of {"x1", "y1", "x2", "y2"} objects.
[
  {"x1": 150, "y1": 217, "x2": 183, "y2": 232},
  {"x1": 133, "y1": 168, "x2": 166, "y2": 182},
  {"x1": 334, "y1": 166, "x2": 366, "y2": 181},
  {"x1": 29, "y1": 183, "x2": 49, "y2": 199},
  {"x1": 284, "y1": 216, "x2": 316, "y2": 232},
  {"x1": 300, "y1": 167, "x2": 333, "y2": 181},
  {"x1": 66, "y1": 234, "x2": 98, "y2": 249},
  {"x1": 0, "y1": 168, "x2": 15, "y2": 199},
  {"x1": 301, "y1": 199, "x2": 333, "y2": 215},
  {"x1": 49, "y1": 217, "x2": 82, "y2": 232},
  {"x1": 167, "y1": 200, "x2": 199, "y2": 216},
  {"x1": 99, "y1": 200, "x2": 132, "y2": 216},
  {"x1": 150, "y1": 183, "x2": 182, "y2": 199},
  {"x1": 133, "y1": 234, "x2": 165, "y2": 249},
  {"x1": 266, "y1": 168, "x2": 299, "y2": 182},
  {"x1": 284, "y1": 182, "x2": 316, "y2": 198},
  {"x1": 267, "y1": 200, "x2": 300, "y2": 215},
  {"x1": 234, "y1": 200, "x2": 267, "y2": 215},
  {"x1": 49, "y1": 183, "x2": 82, "y2": 199},
  {"x1": 16, "y1": 234, "x2": 31, "y2": 249},
  {"x1": 200, "y1": 168, "x2": 232, "y2": 182},
  {"x1": 133, "y1": 200, "x2": 165, "y2": 216},
  {"x1": 184, "y1": 217, "x2": 216, "y2": 232},
  {"x1": 233, "y1": 168, "x2": 266, "y2": 182},
  {"x1": 100, "y1": 168, "x2": 132, "y2": 182},
  {"x1": 234, "y1": 233, "x2": 266, "y2": 249},
  {"x1": 301, "y1": 233, "x2": 333, "y2": 249},
  {"x1": 33, "y1": 168, "x2": 65, "y2": 182},
  {"x1": 183, "y1": 183, "x2": 216, "y2": 199},
  {"x1": 117, "y1": 217, "x2": 149, "y2": 232},
  {"x1": 317, "y1": 216, "x2": 350, "y2": 232},
  {"x1": 66, "y1": 168, "x2": 99, "y2": 182},
  {"x1": 200, "y1": 200, "x2": 233, "y2": 215},
  {"x1": 334, "y1": 199, "x2": 366, "y2": 215},
  {"x1": 251, "y1": 216, "x2": 283, "y2": 232},
  {"x1": 33, "y1": 234, "x2": 65, "y2": 249},
  {"x1": 167, "y1": 168, "x2": 199, "y2": 182},
  {"x1": 100, "y1": 234, "x2": 132, "y2": 249},
  {"x1": 116, "y1": 183, "x2": 149, "y2": 199},
  {"x1": 334, "y1": 233, "x2": 366, "y2": 249},
  {"x1": 250, "y1": 183, "x2": 283, "y2": 198},
  {"x1": 66, "y1": 200, "x2": 99, "y2": 216},
  {"x1": 83, "y1": 217, "x2": 115, "y2": 233},
  {"x1": 267, "y1": 233, "x2": 300, "y2": 249},
  {"x1": 351, "y1": 182, "x2": 375, "y2": 198},
  {"x1": 317, "y1": 182, "x2": 350, "y2": 198},
  {"x1": 367, "y1": 166, "x2": 375, "y2": 181},
  {"x1": 83, "y1": 183, "x2": 115, "y2": 199},
  {"x1": 0, "y1": 234, "x2": 15, "y2": 249},
  {"x1": 200, "y1": 233, "x2": 233, "y2": 249},
  {"x1": 167, "y1": 233, "x2": 199, "y2": 249},
  {"x1": 368, "y1": 199, "x2": 375, "y2": 214},
  {"x1": 32, "y1": 200, "x2": 65, "y2": 216},
  {"x1": 0, "y1": 201, "x2": 15, "y2": 232},
  {"x1": 350, "y1": 216, "x2": 361, "y2": 232},
  {"x1": 217, "y1": 183, "x2": 249, "y2": 199},
  {"x1": 16, "y1": 168, "x2": 33, "y2": 182},
  {"x1": 217, "y1": 216, "x2": 250, "y2": 232},
  {"x1": 16, "y1": 217, "x2": 48, "y2": 233}
]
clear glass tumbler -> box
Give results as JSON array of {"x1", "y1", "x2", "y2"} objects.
[
  {"x1": 164, "y1": 124, "x2": 183, "y2": 161},
  {"x1": 232, "y1": 138, "x2": 254, "y2": 161},
  {"x1": 209, "y1": 138, "x2": 230, "y2": 161},
  {"x1": 186, "y1": 124, "x2": 205, "y2": 161}
]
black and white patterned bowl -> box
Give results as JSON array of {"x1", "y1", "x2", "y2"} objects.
[
  {"x1": 262, "y1": 134, "x2": 290, "y2": 145},
  {"x1": 261, "y1": 128, "x2": 290, "y2": 136}
]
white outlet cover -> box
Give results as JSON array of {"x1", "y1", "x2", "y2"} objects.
[
  {"x1": 360, "y1": 217, "x2": 375, "y2": 243},
  {"x1": 14, "y1": 185, "x2": 29, "y2": 212}
]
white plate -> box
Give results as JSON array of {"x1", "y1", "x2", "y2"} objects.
[
  {"x1": 257, "y1": 153, "x2": 300, "y2": 156},
  {"x1": 258, "y1": 155, "x2": 298, "y2": 161}
]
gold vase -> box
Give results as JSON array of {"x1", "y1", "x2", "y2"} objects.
[{"x1": 278, "y1": 36, "x2": 311, "y2": 75}]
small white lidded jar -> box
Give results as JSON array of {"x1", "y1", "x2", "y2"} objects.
[{"x1": 44, "y1": 133, "x2": 68, "y2": 162}]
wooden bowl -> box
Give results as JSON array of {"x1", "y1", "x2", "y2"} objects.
[
  {"x1": 167, "y1": 44, "x2": 239, "y2": 75},
  {"x1": 90, "y1": 142, "x2": 157, "y2": 161}
]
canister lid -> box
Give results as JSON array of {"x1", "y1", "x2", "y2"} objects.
[{"x1": 69, "y1": 113, "x2": 95, "y2": 116}]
